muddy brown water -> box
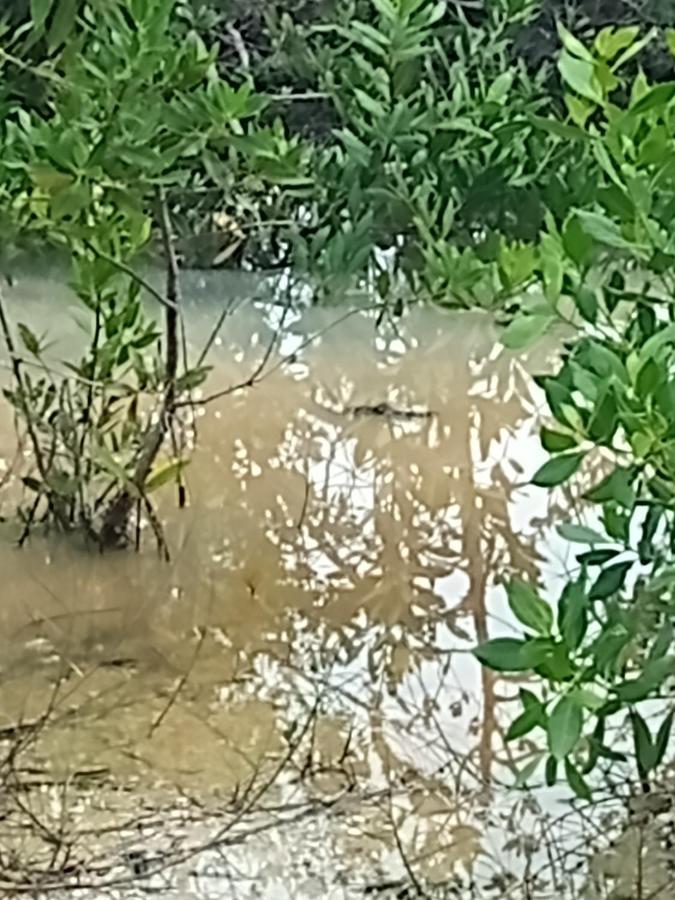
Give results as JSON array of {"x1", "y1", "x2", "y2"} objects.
[{"x1": 0, "y1": 268, "x2": 646, "y2": 898}]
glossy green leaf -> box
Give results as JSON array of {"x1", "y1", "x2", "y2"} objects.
[
  {"x1": 558, "y1": 52, "x2": 602, "y2": 103},
  {"x1": 47, "y1": 0, "x2": 78, "y2": 50},
  {"x1": 575, "y1": 287, "x2": 598, "y2": 324},
  {"x1": 541, "y1": 428, "x2": 577, "y2": 453},
  {"x1": 473, "y1": 638, "x2": 551, "y2": 673},
  {"x1": 630, "y1": 83, "x2": 675, "y2": 116},
  {"x1": 557, "y1": 523, "x2": 608, "y2": 545},
  {"x1": 548, "y1": 694, "x2": 583, "y2": 760},
  {"x1": 557, "y1": 24, "x2": 593, "y2": 61},
  {"x1": 654, "y1": 711, "x2": 674, "y2": 769},
  {"x1": 532, "y1": 452, "x2": 585, "y2": 487},
  {"x1": 506, "y1": 703, "x2": 546, "y2": 741},
  {"x1": 594, "y1": 26, "x2": 639, "y2": 62},
  {"x1": 577, "y1": 548, "x2": 620, "y2": 566},
  {"x1": 565, "y1": 758, "x2": 592, "y2": 800},
  {"x1": 558, "y1": 580, "x2": 588, "y2": 651},
  {"x1": 585, "y1": 467, "x2": 635, "y2": 509},
  {"x1": 588, "y1": 386, "x2": 617, "y2": 444},
  {"x1": 631, "y1": 711, "x2": 656, "y2": 779},
  {"x1": 507, "y1": 579, "x2": 553, "y2": 636},
  {"x1": 589, "y1": 560, "x2": 632, "y2": 600},
  {"x1": 501, "y1": 313, "x2": 556, "y2": 350}
]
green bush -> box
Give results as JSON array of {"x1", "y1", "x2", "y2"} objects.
[{"x1": 476, "y1": 25, "x2": 675, "y2": 797}]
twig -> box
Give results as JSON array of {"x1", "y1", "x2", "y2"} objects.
[
  {"x1": 387, "y1": 788, "x2": 424, "y2": 897},
  {"x1": 180, "y1": 302, "x2": 384, "y2": 408},
  {"x1": 147, "y1": 628, "x2": 206, "y2": 737}
]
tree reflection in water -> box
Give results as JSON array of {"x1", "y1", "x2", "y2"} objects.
[{"x1": 0, "y1": 299, "x2": 614, "y2": 897}]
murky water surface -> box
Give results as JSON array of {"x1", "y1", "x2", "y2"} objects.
[{"x1": 0, "y1": 267, "x2": 655, "y2": 898}]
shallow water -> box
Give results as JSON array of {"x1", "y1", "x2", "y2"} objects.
[{"x1": 0, "y1": 267, "x2": 643, "y2": 898}]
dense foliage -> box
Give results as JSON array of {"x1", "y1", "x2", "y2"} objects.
[{"x1": 474, "y1": 27, "x2": 675, "y2": 798}]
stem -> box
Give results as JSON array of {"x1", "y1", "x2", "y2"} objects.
[
  {"x1": 98, "y1": 192, "x2": 180, "y2": 549},
  {"x1": 0, "y1": 293, "x2": 47, "y2": 481},
  {"x1": 0, "y1": 291, "x2": 69, "y2": 532}
]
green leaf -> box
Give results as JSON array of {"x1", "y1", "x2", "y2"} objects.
[
  {"x1": 506, "y1": 703, "x2": 546, "y2": 741},
  {"x1": 594, "y1": 26, "x2": 639, "y2": 62},
  {"x1": 630, "y1": 83, "x2": 675, "y2": 116},
  {"x1": 585, "y1": 467, "x2": 635, "y2": 509},
  {"x1": 592, "y1": 624, "x2": 630, "y2": 673},
  {"x1": 668, "y1": 29, "x2": 675, "y2": 58},
  {"x1": 616, "y1": 657, "x2": 675, "y2": 702},
  {"x1": 548, "y1": 694, "x2": 583, "y2": 760},
  {"x1": 639, "y1": 505, "x2": 663, "y2": 564},
  {"x1": 507, "y1": 579, "x2": 553, "y2": 636},
  {"x1": 145, "y1": 458, "x2": 186, "y2": 493},
  {"x1": 528, "y1": 115, "x2": 587, "y2": 142},
  {"x1": 520, "y1": 688, "x2": 541, "y2": 710},
  {"x1": 638, "y1": 323, "x2": 675, "y2": 364},
  {"x1": 541, "y1": 428, "x2": 577, "y2": 453},
  {"x1": 575, "y1": 288, "x2": 598, "y2": 324},
  {"x1": 30, "y1": 0, "x2": 54, "y2": 30},
  {"x1": 370, "y1": 0, "x2": 397, "y2": 20},
  {"x1": 589, "y1": 560, "x2": 632, "y2": 600},
  {"x1": 576, "y1": 688, "x2": 605, "y2": 711},
  {"x1": 565, "y1": 758, "x2": 592, "y2": 800},
  {"x1": 545, "y1": 755, "x2": 558, "y2": 786},
  {"x1": 557, "y1": 23, "x2": 594, "y2": 61},
  {"x1": 649, "y1": 621, "x2": 672, "y2": 662},
  {"x1": 17, "y1": 323, "x2": 41, "y2": 357},
  {"x1": 631, "y1": 711, "x2": 656, "y2": 779},
  {"x1": 47, "y1": 0, "x2": 78, "y2": 50},
  {"x1": 613, "y1": 28, "x2": 655, "y2": 71},
  {"x1": 538, "y1": 376, "x2": 574, "y2": 426},
  {"x1": 353, "y1": 87, "x2": 387, "y2": 119},
  {"x1": 486, "y1": 71, "x2": 514, "y2": 104},
  {"x1": 539, "y1": 234, "x2": 564, "y2": 301},
  {"x1": 557, "y1": 523, "x2": 608, "y2": 545},
  {"x1": 176, "y1": 366, "x2": 212, "y2": 392},
  {"x1": 574, "y1": 210, "x2": 645, "y2": 254},
  {"x1": 514, "y1": 752, "x2": 545, "y2": 788},
  {"x1": 532, "y1": 452, "x2": 585, "y2": 487},
  {"x1": 473, "y1": 638, "x2": 551, "y2": 673},
  {"x1": 558, "y1": 52, "x2": 602, "y2": 103},
  {"x1": 558, "y1": 580, "x2": 588, "y2": 651},
  {"x1": 501, "y1": 313, "x2": 556, "y2": 350},
  {"x1": 588, "y1": 386, "x2": 617, "y2": 444},
  {"x1": 654, "y1": 711, "x2": 674, "y2": 769},
  {"x1": 577, "y1": 548, "x2": 620, "y2": 566}
]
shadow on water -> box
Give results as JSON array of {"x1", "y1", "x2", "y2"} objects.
[{"x1": 0, "y1": 268, "x2": 637, "y2": 898}]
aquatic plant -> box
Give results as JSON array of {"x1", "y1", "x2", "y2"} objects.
[{"x1": 0, "y1": 0, "x2": 295, "y2": 550}]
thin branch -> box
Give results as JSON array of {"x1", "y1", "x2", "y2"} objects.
[
  {"x1": 83, "y1": 241, "x2": 177, "y2": 311},
  {"x1": 180, "y1": 302, "x2": 384, "y2": 408},
  {"x1": 148, "y1": 628, "x2": 206, "y2": 738}
]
